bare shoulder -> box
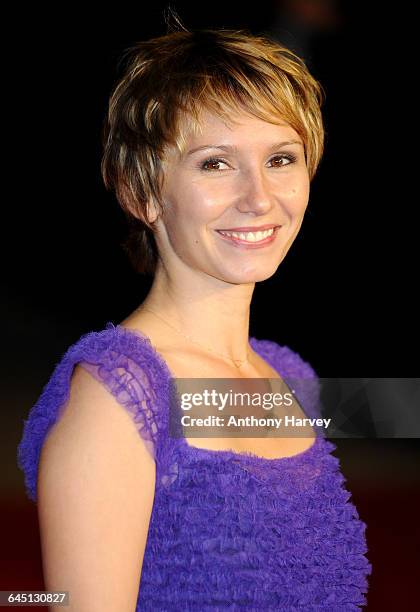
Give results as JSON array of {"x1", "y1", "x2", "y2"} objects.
[
  {"x1": 37, "y1": 363, "x2": 156, "y2": 611},
  {"x1": 42, "y1": 363, "x2": 156, "y2": 460}
]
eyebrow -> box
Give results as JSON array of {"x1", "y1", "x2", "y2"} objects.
[{"x1": 185, "y1": 140, "x2": 303, "y2": 156}]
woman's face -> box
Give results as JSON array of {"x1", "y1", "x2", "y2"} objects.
[{"x1": 152, "y1": 109, "x2": 310, "y2": 284}]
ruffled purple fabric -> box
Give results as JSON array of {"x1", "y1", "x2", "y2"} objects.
[{"x1": 17, "y1": 322, "x2": 372, "y2": 610}]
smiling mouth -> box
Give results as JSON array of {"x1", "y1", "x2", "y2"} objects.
[
  {"x1": 215, "y1": 225, "x2": 281, "y2": 246},
  {"x1": 217, "y1": 226, "x2": 277, "y2": 240}
]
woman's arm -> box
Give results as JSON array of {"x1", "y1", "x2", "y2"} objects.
[{"x1": 37, "y1": 364, "x2": 156, "y2": 611}]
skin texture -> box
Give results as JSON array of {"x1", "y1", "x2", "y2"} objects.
[
  {"x1": 130, "y1": 109, "x2": 310, "y2": 363},
  {"x1": 37, "y1": 365, "x2": 156, "y2": 611}
]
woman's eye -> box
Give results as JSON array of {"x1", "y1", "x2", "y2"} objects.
[
  {"x1": 269, "y1": 154, "x2": 297, "y2": 167},
  {"x1": 200, "y1": 154, "x2": 297, "y2": 172},
  {"x1": 200, "y1": 158, "x2": 229, "y2": 171}
]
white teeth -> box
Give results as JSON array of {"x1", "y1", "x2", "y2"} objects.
[{"x1": 219, "y1": 228, "x2": 275, "y2": 242}]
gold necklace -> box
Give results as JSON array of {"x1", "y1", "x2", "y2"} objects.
[{"x1": 140, "y1": 306, "x2": 250, "y2": 369}]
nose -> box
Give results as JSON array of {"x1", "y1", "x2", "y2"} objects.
[{"x1": 235, "y1": 168, "x2": 275, "y2": 215}]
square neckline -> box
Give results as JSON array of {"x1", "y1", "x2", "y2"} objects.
[{"x1": 109, "y1": 321, "x2": 320, "y2": 463}]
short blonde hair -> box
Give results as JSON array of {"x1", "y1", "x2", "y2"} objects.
[{"x1": 102, "y1": 25, "x2": 326, "y2": 275}]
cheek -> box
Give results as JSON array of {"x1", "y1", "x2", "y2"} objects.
[
  {"x1": 162, "y1": 188, "x2": 215, "y2": 244},
  {"x1": 284, "y1": 174, "x2": 310, "y2": 212},
  {"x1": 173, "y1": 182, "x2": 227, "y2": 226}
]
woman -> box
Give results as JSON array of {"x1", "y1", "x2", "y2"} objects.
[{"x1": 17, "y1": 22, "x2": 372, "y2": 611}]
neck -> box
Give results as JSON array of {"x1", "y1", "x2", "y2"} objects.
[{"x1": 139, "y1": 264, "x2": 255, "y2": 361}]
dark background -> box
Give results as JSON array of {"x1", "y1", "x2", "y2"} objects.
[{"x1": 2, "y1": 1, "x2": 419, "y2": 610}]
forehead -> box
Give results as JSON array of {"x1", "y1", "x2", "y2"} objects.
[{"x1": 170, "y1": 108, "x2": 303, "y2": 158}]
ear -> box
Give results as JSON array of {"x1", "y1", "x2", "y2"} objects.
[
  {"x1": 119, "y1": 183, "x2": 160, "y2": 226},
  {"x1": 145, "y1": 199, "x2": 160, "y2": 224}
]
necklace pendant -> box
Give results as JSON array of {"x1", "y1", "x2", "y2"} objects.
[{"x1": 233, "y1": 359, "x2": 244, "y2": 368}]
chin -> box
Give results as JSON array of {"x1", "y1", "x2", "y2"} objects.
[{"x1": 213, "y1": 264, "x2": 279, "y2": 285}]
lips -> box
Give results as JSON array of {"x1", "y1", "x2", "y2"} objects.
[
  {"x1": 215, "y1": 225, "x2": 281, "y2": 248},
  {"x1": 216, "y1": 224, "x2": 280, "y2": 232}
]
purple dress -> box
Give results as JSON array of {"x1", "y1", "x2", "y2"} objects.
[{"x1": 17, "y1": 322, "x2": 372, "y2": 610}]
